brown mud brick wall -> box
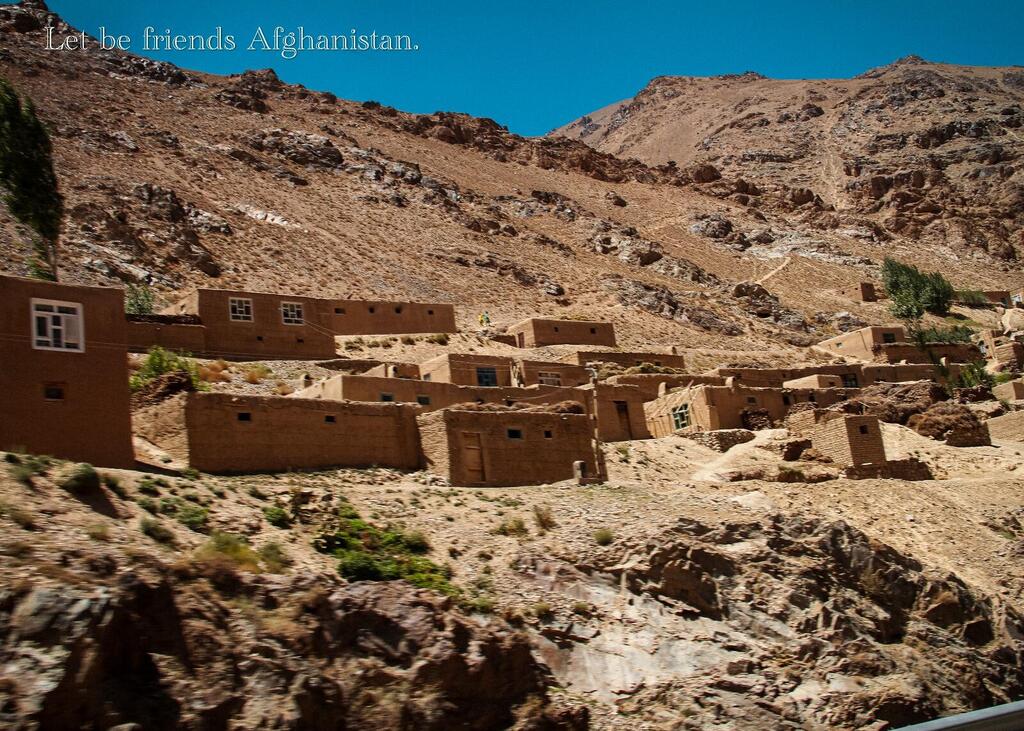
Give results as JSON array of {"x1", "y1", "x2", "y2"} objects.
[
  {"x1": 517, "y1": 359, "x2": 590, "y2": 387},
  {"x1": 0, "y1": 275, "x2": 135, "y2": 467},
  {"x1": 419, "y1": 353, "x2": 516, "y2": 387},
  {"x1": 564, "y1": 350, "x2": 686, "y2": 370},
  {"x1": 326, "y1": 300, "x2": 457, "y2": 335},
  {"x1": 418, "y1": 409, "x2": 603, "y2": 487},
  {"x1": 875, "y1": 342, "x2": 981, "y2": 365},
  {"x1": 606, "y1": 373, "x2": 728, "y2": 401},
  {"x1": 507, "y1": 318, "x2": 617, "y2": 348},
  {"x1": 712, "y1": 363, "x2": 946, "y2": 388},
  {"x1": 584, "y1": 383, "x2": 651, "y2": 441},
  {"x1": 137, "y1": 392, "x2": 421, "y2": 473},
  {"x1": 817, "y1": 326, "x2": 907, "y2": 361},
  {"x1": 993, "y1": 380, "x2": 1024, "y2": 401},
  {"x1": 293, "y1": 374, "x2": 595, "y2": 415},
  {"x1": 811, "y1": 415, "x2": 887, "y2": 466}
]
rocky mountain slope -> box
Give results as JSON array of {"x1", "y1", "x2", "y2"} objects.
[
  {"x1": 554, "y1": 58, "x2": 1024, "y2": 266},
  {"x1": 1, "y1": 1, "x2": 1019, "y2": 362}
]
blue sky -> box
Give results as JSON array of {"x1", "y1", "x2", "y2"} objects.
[{"x1": 23, "y1": 1, "x2": 1024, "y2": 136}]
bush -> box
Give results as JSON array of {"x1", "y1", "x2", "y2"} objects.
[
  {"x1": 425, "y1": 333, "x2": 449, "y2": 346},
  {"x1": 258, "y1": 542, "x2": 293, "y2": 573},
  {"x1": 593, "y1": 528, "x2": 614, "y2": 546},
  {"x1": 314, "y1": 506, "x2": 455, "y2": 595},
  {"x1": 86, "y1": 523, "x2": 110, "y2": 541},
  {"x1": 956, "y1": 289, "x2": 989, "y2": 307},
  {"x1": 125, "y1": 284, "x2": 156, "y2": 315},
  {"x1": 244, "y1": 365, "x2": 272, "y2": 384},
  {"x1": 531, "y1": 601, "x2": 553, "y2": 619},
  {"x1": 493, "y1": 517, "x2": 528, "y2": 537},
  {"x1": 463, "y1": 596, "x2": 496, "y2": 614},
  {"x1": 955, "y1": 361, "x2": 995, "y2": 389},
  {"x1": 101, "y1": 473, "x2": 127, "y2": 498},
  {"x1": 195, "y1": 531, "x2": 260, "y2": 572},
  {"x1": 58, "y1": 463, "x2": 100, "y2": 494},
  {"x1": 130, "y1": 347, "x2": 203, "y2": 391},
  {"x1": 176, "y1": 504, "x2": 210, "y2": 533},
  {"x1": 263, "y1": 505, "x2": 292, "y2": 528},
  {"x1": 137, "y1": 477, "x2": 161, "y2": 496},
  {"x1": 915, "y1": 325, "x2": 975, "y2": 345},
  {"x1": 533, "y1": 505, "x2": 557, "y2": 531},
  {"x1": 138, "y1": 497, "x2": 158, "y2": 514},
  {"x1": 0, "y1": 500, "x2": 36, "y2": 530},
  {"x1": 0, "y1": 79, "x2": 62, "y2": 279},
  {"x1": 140, "y1": 518, "x2": 175, "y2": 545}
]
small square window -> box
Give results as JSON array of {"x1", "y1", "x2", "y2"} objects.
[
  {"x1": 256, "y1": 335, "x2": 264, "y2": 341},
  {"x1": 783, "y1": 395, "x2": 791, "y2": 405},
  {"x1": 882, "y1": 333, "x2": 897, "y2": 344},
  {"x1": 553, "y1": 326, "x2": 560, "y2": 332},
  {"x1": 335, "y1": 307, "x2": 346, "y2": 315},
  {"x1": 537, "y1": 371, "x2": 562, "y2": 386},
  {"x1": 43, "y1": 383, "x2": 66, "y2": 401},
  {"x1": 507, "y1": 428, "x2": 523, "y2": 440},
  {"x1": 590, "y1": 327, "x2": 597, "y2": 334},
  {"x1": 237, "y1": 412, "x2": 252, "y2": 421},
  {"x1": 423, "y1": 374, "x2": 432, "y2": 382},
  {"x1": 229, "y1": 297, "x2": 253, "y2": 322},
  {"x1": 416, "y1": 395, "x2": 431, "y2": 406},
  {"x1": 297, "y1": 337, "x2": 304, "y2": 343},
  {"x1": 543, "y1": 430, "x2": 553, "y2": 439},
  {"x1": 380, "y1": 393, "x2": 394, "y2": 402},
  {"x1": 746, "y1": 396, "x2": 757, "y2": 404},
  {"x1": 427, "y1": 309, "x2": 434, "y2": 315},
  {"x1": 325, "y1": 415, "x2": 336, "y2": 423},
  {"x1": 859, "y1": 424, "x2": 869, "y2": 434},
  {"x1": 476, "y1": 367, "x2": 498, "y2": 387},
  {"x1": 395, "y1": 306, "x2": 403, "y2": 314},
  {"x1": 369, "y1": 306, "x2": 376, "y2": 314},
  {"x1": 281, "y1": 302, "x2": 304, "y2": 325},
  {"x1": 809, "y1": 394, "x2": 817, "y2": 403},
  {"x1": 32, "y1": 299, "x2": 84, "y2": 352}
]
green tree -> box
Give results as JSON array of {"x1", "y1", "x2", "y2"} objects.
[
  {"x1": 125, "y1": 283, "x2": 156, "y2": 315},
  {"x1": 882, "y1": 257, "x2": 955, "y2": 318},
  {"x1": 0, "y1": 78, "x2": 62, "y2": 280}
]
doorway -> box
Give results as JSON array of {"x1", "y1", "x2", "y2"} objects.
[{"x1": 461, "y1": 432, "x2": 486, "y2": 483}]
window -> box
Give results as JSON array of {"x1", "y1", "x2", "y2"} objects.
[
  {"x1": 380, "y1": 393, "x2": 394, "y2": 402},
  {"x1": 325, "y1": 415, "x2": 336, "y2": 423},
  {"x1": 427, "y1": 309, "x2": 434, "y2": 315},
  {"x1": 671, "y1": 404, "x2": 690, "y2": 430},
  {"x1": 281, "y1": 302, "x2": 304, "y2": 325},
  {"x1": 809, "y1": 393, "x2": 817, "y2": 403},
  {"x1": 507, "y1": 428, "x2": 523, "y2": 440},
  {"x1": 746, "y1": 396, "x2": 757, "y2": 404},
  {"x1": 842, "y1": 374, "x2": 859, "y2": 388},
  {"x1": 335, "y1": 307, "x2": 346, "y2": 315},
  {"x1": 882, "y1": 333, "x2": 897, "y2": 344},
  {"x1": 394, "y1": 306, "x2": 403, "y2": 314},
  {"x1": 368, "y1": 306, "x2": 376, "y2": 314},
  {"x1": 476, "y1": 367, "x2": 498, "y2": 387},
  {"x1": 589, "y1": 327, "x2": 597, "y2": 334},
  {"x1": 553, "y1": 326, "x2": 560, "y2": 332},
  {"x1": 783, "y1": 395, "x2": 791, "y2": 406},
  {"x1": 43, "y1": 383, "x2": 66, "y2": 401},
  {"x1": 543, "y1": 430, "x2": 553, "y2": 439},
  {"x1": 416, "y1": 395, "x2": 431, "y2": 406},
  {"x1": 859, "y1": 424, "x2": 869, "y2": 435},
  {"x1": 423, "y1": 374, "x2": 432, "y2": 382},
  {"x1": 256, "y1": 335, "x2": 264, "y2": 341},
  {"x1": 229, "y1": 297, "x2": 253, "y2": 322},
  {"x1": 537, "y1": 371, "x2": 562, "y2": 386},
  {"x1": 32, "y1": 299, "x2": 83, "y2": 352},
  {"x1": 237, "y1": 412, "x2": 252, "y2": 421},
  {"x1": 297, "y1": 337, "x2": 304, "y2": 344}
]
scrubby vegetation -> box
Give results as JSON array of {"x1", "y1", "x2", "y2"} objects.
[
  {"x1": 58, "y1": 463, "x2": 100, "y2": 494},
  {"x1": 954, "y1": 361, "x2": 995, "y2": 389},
  {"x1": 130, "y1": 346, "x2": 204, "y2": 391},
  {"x1": 140, "y1": 517, "x2": 176, "y2": 545},
  {"x1": 593, "y1": 528, "x2": 614, "y2": 546},
  {"x1": 493, "y1": 516, "x2": 528, "y2": 537},
  {"x1": 0, "y1": 78, "x2": 62, "y2": 280},
  {"x1": 124, "y1": 283, "x2": 156, "y2": 315},
  {"x1": 263, "y1": 504, "x2": 292, "y2": 528},
  {"x1": 313, "y1": 501, "x2": 455, "y2": 595}
]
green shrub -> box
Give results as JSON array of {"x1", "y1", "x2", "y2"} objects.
[
  {"x1": 263, "y1": 505, "x2": 292, "y2": 528},
  {"x1": 176, "y1": 504, "x2": 210, "y2": 533},
  {"x1": 955, "y1": 289, "x2": 989, "y2": 307},
  {"x1": 101, "y1": 473, "x2": 127, "y2": 498},
  {"x1": 914, "y1": 325, "x2": 975, "y2": 344},
  {"x1": 531, "y1": 601, "x2": 553, "y2": 619},
  {"x1": 125, "y1": 283, "x2": 156, "y2": 315},
  {"x1": 58, "y1": 463, "x2": 100, "y2": 494},
  {"x1": 195, "y1": 531, "x2": 260, "y2": 572},
  {"x1": 0, "y1": 78, "x2": 62, "y2": 279},
  {"x1": 138, "y1": 497, "x2": 158, "y2": 514},
  {"x1": 9, "y1": 464, "x2": 34, "y2": 487},
  {"x1": 130, "y1": 346, "x2": 204, "y2": 391},
  {"x1": 463, "y1": 596, "x2": 496, "y2": 614},
  {"x1": 882, "y1": 257, "x2": 955, "y2": 318},
  {"x1": 86, "y1": 523, "x2": 110, "y2": 541},
  {"x1": 137, "y1": 477, "x2": 161, "y2": 496},
  {"x1": 593, "y1": 528, "x2": 614, "y2": 546},
  {"x1": 181, "y1": 468, "x2": 201, "y2": 481},
  {"x1": 140, "y1": 518, "x2": 175, "y2": 545},
  {"x1": 955, "y1": 361, "x2": 995, "y2": 389},
  {"x1": 313, "y1": 507, "x2": 454, "y2": 595}
]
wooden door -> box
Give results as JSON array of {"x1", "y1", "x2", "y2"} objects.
[
  {"x1": 461, "y1": 432, "x2": 486, "y2": 484},
  {"x1": 613, "y1": 401, "x2": 633, "y2": 440}
]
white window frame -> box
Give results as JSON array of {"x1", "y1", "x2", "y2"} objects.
[
  {"x1": 281, "y1": 301, "x2": 304, "y2": 326},
  {"x1": 31, "y1": 299, "x2": 84, "y2": 353},
  {"x1": 229, "y1": 297, "x2": 253, "y2": 322},
  {"x1": 537, "y1": 371, "x2": 562, "y2": 386}
]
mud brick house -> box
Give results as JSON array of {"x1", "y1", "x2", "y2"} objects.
[
  {"x1": 817, "y1": 326, "x2": 907, "y2": 361},
  {"x1": 325, "y1": 300, "x2": 457, "y2": 335},
  {"x1": 130, "y1": 289, "x2": 458, "y2": 360},
  {"x1": 576, "y1": 382, "x2": 651, "y2": 441},
  {"x1": 604, "y1": 373, "x2": 728, "y2": 401},
  {"x1": 811, "y1": 414, "x2": 887, "y2": 467},
  {"x1": 643, "y1": 383, "x2": 857, "y2": 436},
  {"x1": 0, "y1": 275, "x2": 135, "y2": 467},
  {"x1": 994, "y1": 379, "x2": 1024, "y2": 401},
  {"x1": 507, "y1": 318, "x2": 617, "y2": 348},
  {"x1": 417, "y1": 408, "x2": 605, "y2": 486},
  {"x1": 420, "y1": 354, "x2": 517, "y2": 387},
  {"x1": 980, "y1": 290, "x2": 1011, "y2": 307},
  {"x1": 843, "y1": 282, "x2": 878, "y2": 302},
  {"x1": 292, "y1": 374, "x2": 594, "y2": 414},
  {"x1": 783, "y1": 374, "x2": 844, "y2": 389},
  {"x1": 134, "y1": 392, "x2": 421, "y2": 473},
  {"x1": 516, "y1": 359, "x2": 590, "y2": 387},
  {"x1": 563, "y1": 350, "x2": 686, "y2": 370}
]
